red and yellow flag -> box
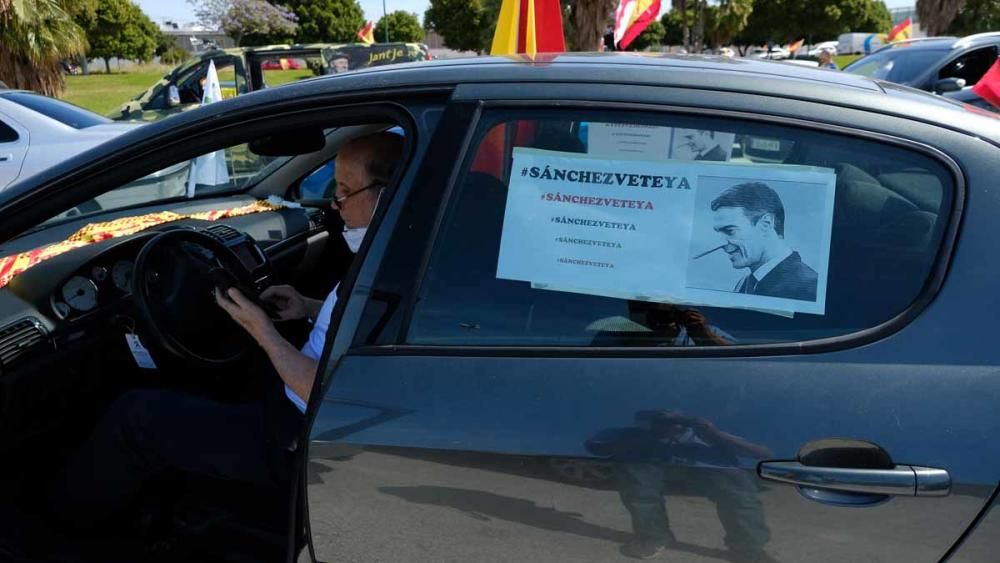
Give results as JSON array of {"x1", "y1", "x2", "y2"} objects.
[
  {"x1": 973, "y1": 57, "x2": 1000, "y2": 110},
  {"x1": 787, "y1": 38, "x2": 804, "y2": 54},
  {"x1": 888, "y1": 17, "x2": 912, "y2": 42},
  {"x1": 614, "y1": 0, "x2": 661, "y2": 50},
  {"x1": 490, "y1": 0, "x2": 565, "y2": 56},
  {"x1": 357, "y1": 21, "x2": 375, "y2": 45},
  {"x1": 0, "y1": 200, "x2": 282, "y2": 289}
]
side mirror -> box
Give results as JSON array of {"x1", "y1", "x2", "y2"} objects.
[
  {"x1": 934, "y1": 77, "x2": 966, "y2": 94},
  {"x1": 168, "y1": 84, "x2": 181, "y2": 107}
]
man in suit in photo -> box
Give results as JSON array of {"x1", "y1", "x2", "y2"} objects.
[
  {"x1": 711, "y1": 182, "x2": 818, "y2": 301},
  {"x1": 679, "y1": 129, "x2": 728, "y2": 161}
]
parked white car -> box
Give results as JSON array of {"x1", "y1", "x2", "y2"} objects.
[
  {"x1": 808, "y1": 41, "x2": 839, "y2": 57},
  {"x1": 745, "y1": 46, "x2": 790, "y2": 60},
  {"x1": 0, "y1": 91, "x2": 142, "y2": 190}
]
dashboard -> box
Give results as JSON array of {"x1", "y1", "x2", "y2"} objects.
[{"x1": 0, "y1": 201, "x2": 331, "y2": 374}]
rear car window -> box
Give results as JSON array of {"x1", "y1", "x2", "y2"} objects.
[
  {"x1": 404, "y1": 111, "x2": 954, "y2": 348},
  {"x1": 0, "y1": 120, "x2": 17, "y2": 143},
  {"x1": 2, "y1": 92, "x2": 109, "y2": 129}
]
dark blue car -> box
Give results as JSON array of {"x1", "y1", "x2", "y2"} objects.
[{"x1": 0, "y1": 54, "x2": 998, "y2": 562}]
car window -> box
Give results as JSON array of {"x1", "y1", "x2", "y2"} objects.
[
  {"x1": 1, "y1": 92, "x2": 109, "y2": 129},
  {"x1": 0, "y1": 119, "x2": 18, "y2": 143},
  {"x1": 845, "y1": 48, "x2": 949, "y2": 83},
  {"x1": 403, "y1": 111, "x2": 954, "y2": 348},
  {"x1": 298, "y1": 162, "x2": 336, "y2": 200},
  {"x1": 938, "y1": 46, "x2": 1000, "y2": 85},
  {"x1": 40, "y1": 142, "x2": 279, "y2": 225}
]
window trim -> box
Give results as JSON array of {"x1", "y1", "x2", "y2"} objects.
[{"x1": 356, "y1": 99, "x2": 965, "y2": 358}]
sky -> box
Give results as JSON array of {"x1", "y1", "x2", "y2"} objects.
[{"x1": 136, "y1": 0, "x2": 918, "y2": 28}]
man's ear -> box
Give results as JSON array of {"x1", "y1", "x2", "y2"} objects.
[{"x1": 757, "y1": 212, "x2": 775, "y2": 235}]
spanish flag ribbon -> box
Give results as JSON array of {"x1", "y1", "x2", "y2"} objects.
[
  {"x1": 0, "y1": 200, "x2": 282, "y2": 289},
  {"x1": 491, "y1": 0, "x2": 565, "y2": 56},
  {"x1": 888, "y1": 17, "x2": 913, "y2": 42}
]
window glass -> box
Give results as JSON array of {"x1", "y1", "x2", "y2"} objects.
[
  {"x1": 845, "y1": 48, "x2": 949, "y2": 83},
  {"x1": 299, "y1": 162, "x2": 336, "y2": 200},
  {"x1": 41, "y1": 143, "x2": 278, "y2": 225},
  {"x1": 0, "y1": 120, "x2": 18, "y2": 143},
  {"x1": 2, "y1": 92, "x2": 109, "y2": 129},
  {"x1": 405, "y1": 111, "x2": 953, "y2": 348},
  {"x1": 938, "y1": 46, "x2": 1000, "y2": 85}
]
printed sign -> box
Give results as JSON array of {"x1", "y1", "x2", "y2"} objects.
[
  {"x1": 587, "y1": 124, "x2": 737, "y2": 162},
  {"x1": 496, "y1": 148, "x2": 836, "y2": 315}
]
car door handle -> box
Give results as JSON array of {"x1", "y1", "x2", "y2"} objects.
[
  {"x1": 759, "y1": 461, "x2": 950, "y2": 497},
  {"x1": 0, "y1": 154, "x2": 11, "y2": 163}
]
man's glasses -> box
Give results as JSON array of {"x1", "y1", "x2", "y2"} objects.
[{"x1": 332, "y1": 182, "x2": 382, "y2": 209}]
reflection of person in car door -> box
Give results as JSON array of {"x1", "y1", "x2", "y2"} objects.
[{"x1": 50, "y1": 133, "x2": 403, "y2": 531}]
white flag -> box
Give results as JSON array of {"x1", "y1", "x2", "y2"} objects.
[{"x1": 187, "y1": 60, "x2": 230, "y2": 197}]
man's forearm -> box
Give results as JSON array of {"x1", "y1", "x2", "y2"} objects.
[{"x1": 258, "y1": 328, "x2": 318, "y2": 406}]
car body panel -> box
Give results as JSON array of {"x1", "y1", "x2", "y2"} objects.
[
  {"x1": 298, "y1": 68, "x2": 1000, "y2": 562},
  {"x1": 0, "y1": 95, "x2": 141, "y2": 191},
  {"x1": 1, "y1": 56, "x2": 999, "y2": 562},
  {"x1": 0, "y1": 109, "x2": 28, "y2": 190},
  {"x1": 844, "y1": 34, "x2": 1000, "y2": 93}
]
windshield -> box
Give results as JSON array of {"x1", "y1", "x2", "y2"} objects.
[
  {"x1": 844, "y1": 48, "x2": 949, "y2": 84},
  {"x1": 2, "y1": 92, "x2": 110, "y2": 129},
  {"x1": 39, "y1": 143, "x2": 281, "y2": 227}
]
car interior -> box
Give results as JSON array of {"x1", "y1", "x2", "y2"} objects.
[
  {"x1": 407, "y1": 114, "x2": 953, "y2": 349},
  {"x1": 0, "y1": 117, "x2": 408, "y2": 562}
]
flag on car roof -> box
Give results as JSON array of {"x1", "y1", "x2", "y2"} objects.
[
  {"x1": 888, "y1": 17, "x2": 912, "y2": 42},
  {"x1": 787, "y1": 38, "x2": 804, "y2": 54},
  {"x1": 357, "y1": 21, "x2": 374, "y2": 45},
  {"x1": 186, "y1": 60, "x2": 230, "y2": 198},
  {"x1": 490, "y1": 0, "x2": 565, "y2": 56},
  {"x1": 972, "y1": 57, "x2": 1000, "y2": 110},
  {"x1": 614, "y1": 0, "x2": 661, "y2": 50}
]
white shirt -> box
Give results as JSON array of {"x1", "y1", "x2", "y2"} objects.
[
  {"x1": 285, "y1": 285, "x2": 338, "y2": 413},
  {"x1": 751, "y1": 247, "x2": 792, "y2": 283}
]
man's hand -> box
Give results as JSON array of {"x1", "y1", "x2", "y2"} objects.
[
  {"x1": 260, "y1": 285, "x2": 320, "y2": 321},
  {"x1": 215, "y1": 287, "x2": 279, "y2": 345}
]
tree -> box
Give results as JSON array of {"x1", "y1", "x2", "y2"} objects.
[
  {"x1": 77, "y1": 0, "x2": 159, "y2": 73},
  {"x1": 565, "y1": 0, "x2": 617, "y2": 52},
  {"x1": 189, "y1": 0, "x2": 297, "y2": 46},
  {"x1": 947, "y1": 0, "x2": 997, "y2": 35},
  {"x1": 738, "y1": 0, "x2": 890, "y2": 50},
  {"x1": 219, "y1": 0, "x2": 297, "y2": 46},
  {"x1": 918, "y1": 0, "x2": 966, "y2": 36},
  {"x1": 703, "y1": 0, "x2": 753, "y2": 49},
  {"x1": 375, "y1": 10, "x2": 423, "y2": 43},
  {"x1": 0, "y1": 0, "x2": 89, "y2": 95},
  {"x1": 283, "y1": 0, "x2": 364, "y2": 43},
  {"x1": 626, "y1": 20, "x2": 666, "y2": 50},
  {"x1": 424, "y1": 0, "x2": 491, "y2": 52}
]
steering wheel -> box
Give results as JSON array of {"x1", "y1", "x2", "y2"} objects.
[{"x1": 132, "y1": 228, "x2": 257, "y2": 365}]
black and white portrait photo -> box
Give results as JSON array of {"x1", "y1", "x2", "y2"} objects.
[
  {"x1": 685, "y1": 174, "x2": 835, "y2": 314},
  {"x1": 671, "y1": 129, "x2": 736, "y2": 161}
]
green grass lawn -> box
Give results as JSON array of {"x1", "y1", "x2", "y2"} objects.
[
  {"x1": 62, "y1": 65, "x2": 173, "y2": 116},
  {"x1": 61, "y1": 65, "x2": 318, "y2": 116},
  {"x1": 834, "y1": 54, "x2": 861, "y2": 69}
]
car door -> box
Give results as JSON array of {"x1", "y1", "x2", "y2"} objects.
[
  {"x1": 935, "y1": 45, "x2": 1000, "y2": 92},
  {"x1": 0, "y1": 112, "x2": 28, "y2": 190},
  {"x1": 304, "y1": 83, "x2": 1000, "y2": 562}
]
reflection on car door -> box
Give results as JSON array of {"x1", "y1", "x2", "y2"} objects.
[
  {"x1": 0, "y1": 115, "x2": 28, "y2": 190},
  {"x1": 304, "y1": 90, "x2": 999, "y2": 563}
]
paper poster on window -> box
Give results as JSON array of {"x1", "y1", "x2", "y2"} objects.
[
  {"x1": 587, "y1": 123, "x2": 673, "y2": 159},
  {"x1": 496, "y1": 148, "x2": 836, "y2": 315}
]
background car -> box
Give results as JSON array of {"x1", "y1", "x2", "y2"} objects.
[
  {"x1": 0, "y1": 90, "x2": 141, "y2": 190},
  {"x1": 807, "y1": 40, "x2": 839, "y2": 57},
  {"x1": 945, "y1": 87, "x2": 1000, "y2": 113},
  {"x1": 0, "y1": 55, "x2": 999, "y2": 563},
  {"x1": 843, "y1": 32, "x2": 1000, "y2": 93}
]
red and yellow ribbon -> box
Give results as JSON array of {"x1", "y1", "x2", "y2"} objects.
[{"x1": 0, "y1": 200, "x2": 282, "y2": 289}]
